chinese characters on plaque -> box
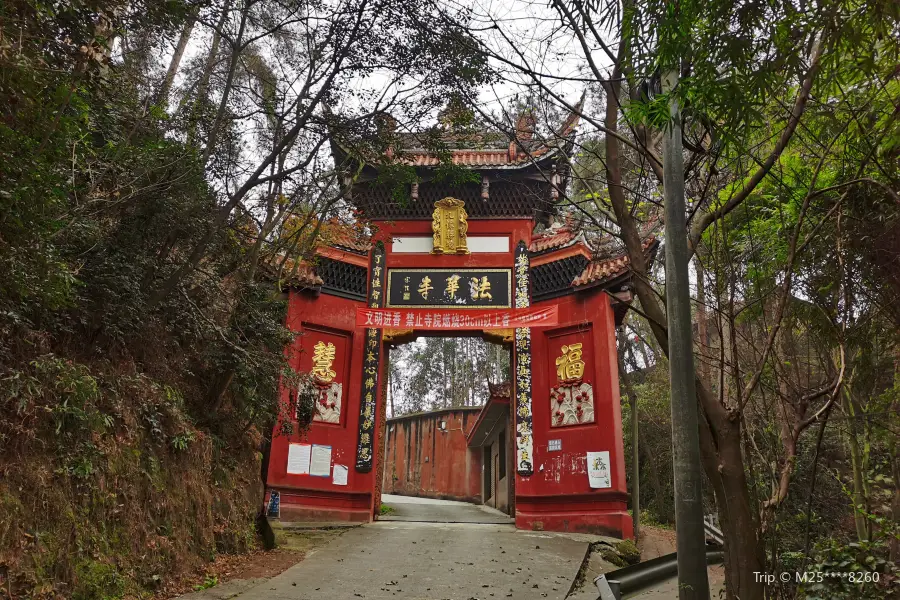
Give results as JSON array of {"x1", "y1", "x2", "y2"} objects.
[
  {"x1": 513, "y1": 241, "x2": 534, "y2": 476},
  {"x1": 386, "y1": 269, "x2": 510, "y2": 308},
  {"x1": 312, "y1": 341, "x2": 336, "y2": 382},
  {"x1": 550, "y1": 340, "x2": 595, "y2": 427},
  {"x1": 355, "y1": 242, "x2": 385, "y2": 472},
  {"x1": 555, "y1": 343, "x2": 584, "y2": 380},
  {"x1": 431, "y1": 197, "x2": 469, "y2": 254}
]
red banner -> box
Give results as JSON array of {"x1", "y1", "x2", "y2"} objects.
[{"x1": 356, "y1": 306, "x2": 558, "y2": 330}]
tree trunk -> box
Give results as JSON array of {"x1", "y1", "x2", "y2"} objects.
[
  {"x1": 695, "y1": 258, "x2": 710, "y2": 384},
  {"x1": 187, "y1": 0, "x2": 232, "y2": 146},
  {"x1": 202, "y1": 1, "x2": 249, "y2": 165},
  {"x1": 698, "y1": 384, "x2": 764, "y2": 600},
  {"x1": 843, "y1": 387, "x2": 870, "y2": 541},
  {"x1": 892, "y1": 349, "x2": 900, "y2": 563},
  {"x1": 156, "y1": 8, "x2": 197, "y2": 105},
  {"x1": 640, "y1": 419, "x2": 663, "y2": 521},
  {"x1": 208, "y1": 370, "x2": 235, "y2": 420},
  {"x1": 389, "y1": 366, "x2": 396, "y2": 418}
]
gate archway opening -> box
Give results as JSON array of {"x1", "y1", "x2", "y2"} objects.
[{"x1": 379, "y1": 335, "x2": 514, "y2": 523}]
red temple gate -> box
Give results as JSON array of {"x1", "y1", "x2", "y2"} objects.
[{"x1": 265, "y1": 107, "x2": 657, "y2": 538}]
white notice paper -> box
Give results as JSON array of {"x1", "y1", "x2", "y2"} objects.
[
  {"x1": 310, "y1": 444, "x2": 332, "y2": 477},
  {"x1": 587, "y1": 451, "x2": 612, "y2": 489},
  {"x1": 332, "y1": 464, "x2": 349, "y2": 486},
  {"x1": 287, "y1": 443, "x2": 311, "y2": 475}
]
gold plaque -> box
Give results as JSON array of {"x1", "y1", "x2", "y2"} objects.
[{"x1": 431, "y1": 198, "x2": 469, "y2": 254}]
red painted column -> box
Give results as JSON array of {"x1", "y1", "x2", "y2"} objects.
[{"x1": 514, "y1": 291, "x2": 633, "y2": 538}]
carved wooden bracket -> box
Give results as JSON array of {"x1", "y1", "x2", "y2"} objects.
[
  {"x1": 482, "y1": 328, "x2": 514, "y2": 344},
  {"x1": 382, "y1": 328, "x2": 415, "y2": 343}
]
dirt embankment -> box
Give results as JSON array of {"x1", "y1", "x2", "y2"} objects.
[{"x1": 0, "y1": 357, "x2": 266, "y2": 599}]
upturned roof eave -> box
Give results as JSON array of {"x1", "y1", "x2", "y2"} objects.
[
  {"x1": 570, "y1": 237, "x2": 661, "y2": 294},
  {"x1": 330, "y1": 135, "x2": 568, "y2": 173}
]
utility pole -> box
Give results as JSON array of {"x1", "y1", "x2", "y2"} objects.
[{"x1": 661, "y1": 68, "x2": 711, "y2": 600}]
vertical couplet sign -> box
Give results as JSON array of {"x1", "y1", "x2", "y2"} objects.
[
  {"x1": 514, "y1": 241, "x2": 534, "y2": 476},
  {"x1": 355, "y1": 242, "x2": 385, "y2": 472}
]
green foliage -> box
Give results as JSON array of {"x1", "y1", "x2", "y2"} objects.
[
  {"x1": 1, "y1": 0, "x2": 498, "y2": 594},
  {"x1": 597, "y1": 545, "x2": 628, "y2": 568},
  {"x1": 0, "y1": 355, "x2": 263, "y2": 597},
  {"x1": 622, "y1": 0, "x2": 900, "y2": 161},
  {"x1": 621, "y1": 359, "x2": 681, "y2": 526},
  {"x1": 799, "y1": 537, "x2": 899, "y2": 599},
  {"x1": 73, "y1": 560, "x2": 126, "y2": 600},
  {"x1": 172, "y1": 431, "x2": 196, "y2": 452},
  {"x1": 637, "y1": 509, "x2": 673, "y2": 530},
  {"x1": 375, "y1": 163, "x2": 420, "y2": 206},
  {"x1": 379, "y1": 504, "x2": 396, "y2": 515},
  {"x1": 193, "y1": 575, "x2": 219, "y2": 591},
  {"x1": 530, "y1": 1, "x2": 899, "y2": 597},
  {"x1": 0, "y1": 4, "x2": 283, "y2": 594},
  {"x1": 390, "y1": 337, "x2": 509, "y2": 414}
]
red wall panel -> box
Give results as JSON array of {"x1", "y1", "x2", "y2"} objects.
[{"x1": 296, "y1": 324, "x2": 352, "y2": 426}]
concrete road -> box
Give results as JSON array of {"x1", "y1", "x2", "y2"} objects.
[
  {"x1": 380, "y1": 493, "x2": 514, "y2": 525},
  {"x1": 177, "y1": 497, "x2": 589, "y2": 600},
  {"x1": 190, "y1": 520, "x2": 588, "y2": 600}
]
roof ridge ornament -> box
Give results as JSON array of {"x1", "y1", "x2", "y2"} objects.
[
  {"x1": 557, "y1": 91, "x2": 587, "y2": 138},
  {"x1": 509, "y1": 107, "x2": 537, "y2": 160},
  {"x1": 514, "y1": 108, "x2": 536, "y2": 142}
]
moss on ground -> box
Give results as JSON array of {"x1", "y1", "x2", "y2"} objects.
[{"x1": 615, "y1": 539, "x2": 641, "y2": 565}]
